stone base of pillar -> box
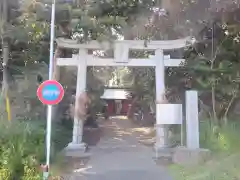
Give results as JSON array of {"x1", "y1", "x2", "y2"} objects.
[
  {"x1": 154, "y1": 146, "x2": 175, "y2": 162},
  {"x1": 154, "y1": 124, "x2": 174, "y2": 159},
  {"x1": 173, "y1": 147, "x2": 211, "y2": 166},
  {"x1": 64, "y1": 142, "x2": 89, "y2": 157}
]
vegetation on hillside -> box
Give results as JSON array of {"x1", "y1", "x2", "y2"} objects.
[
  {"x1": 0, "y1": 120, "x2": 44, "y2": 179},
  {"x1": 170, "y1": 120, "x2": 240, "y2": 180}
]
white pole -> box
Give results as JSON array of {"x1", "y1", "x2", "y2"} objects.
[
  {"x1": 44, "y1": 0, "x2": 55, "y2": 179},
  {"x1": 48, "y1": 1, "x2": 55, "y2": 81}
]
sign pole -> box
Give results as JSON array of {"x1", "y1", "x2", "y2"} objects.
[{"x1": 43, "y1": 0, "x2": 56, "y2": 179}]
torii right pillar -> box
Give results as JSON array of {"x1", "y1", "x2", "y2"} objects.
[{"x1": 154, "y1": 49, "x2": 169, "y2": 149}]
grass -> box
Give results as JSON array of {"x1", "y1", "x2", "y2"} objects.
[
  {"x1": 0, "y1": 111, "x2": 73, "y2": 179},
  {"x1": 0, "y1": 119, "x2": 46, "y2": 179},
  {"x1": 170, "y1": 153, "x2": 240, "y2": 180},
  {"x1": 169, "y1": 120, "x2": 240, "y2": 180}
]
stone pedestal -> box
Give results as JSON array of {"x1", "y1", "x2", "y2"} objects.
[
  {"x1": 65, "y1": 119, "x2": 88, "y2": 157},
  {"x1": 154, "y1": 146, "x2": 175, "y2": 158},
  {"x1": 173, "y1": 147, "x2": 211, "y2": 166},
  {"x1": 64, "y1": 142, "x2": 88, "y2": 157}
]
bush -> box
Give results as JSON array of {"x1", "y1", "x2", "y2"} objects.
[
  {"x1": 200, "y1": 120, "x2": 240, "y2": 153},
  {"x1": 170, "y1": 120, "x2": 240, "y2": 180},
  {"x1": 0, "y1": 120, "x2": 46, "y2": 180}
]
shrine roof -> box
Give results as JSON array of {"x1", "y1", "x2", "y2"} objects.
[{"x1": 100, "y1": 88, "x2": 131, "y2": 100}]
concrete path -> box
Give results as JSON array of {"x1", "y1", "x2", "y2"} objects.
[{"x1": 65, "y1": 117, "x2": 173, "y2": 180}]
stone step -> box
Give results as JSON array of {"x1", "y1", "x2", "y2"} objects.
[{"x1": 65, "y1": 150, "x2": 91, "y2": 158}]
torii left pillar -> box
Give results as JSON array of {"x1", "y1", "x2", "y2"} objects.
[{"x1": 65, "y1": 49, "x2": 87, "y2": 154}]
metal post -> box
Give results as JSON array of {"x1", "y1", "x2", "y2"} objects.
[{"x1": 43, "y1": 0, "x2": 56, "y2": 179}]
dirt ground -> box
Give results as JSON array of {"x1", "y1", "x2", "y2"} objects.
[
  {"x1": 83, "y1": 116, "x2": 156, "y2": 147},
  {"x1": 51, "y1": 116, "x2": 171, "y2": 179}
]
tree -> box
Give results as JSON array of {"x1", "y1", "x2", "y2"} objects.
[
  {"x1": 0, "y1": 0, "x2": 22, "y2": 120},
  {"x1": 166, "y1": 7, "x2": 240, "y2": 122},
  {"x1": 5, "y1": 0, "x2": 240, "y2": 122}
]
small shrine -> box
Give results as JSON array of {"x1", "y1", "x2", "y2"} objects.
[{"x1": 100, "y1": 87, "x2": 132, "y2": 116}]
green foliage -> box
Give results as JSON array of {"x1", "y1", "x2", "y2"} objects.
[
  {"x1": 30, "y1": 0, "x2": 154, "y2": 42},
  {"x1": 0, "y1": 118, "x2": 71, "y2": 180},
  {"x1": 170, "y1": 120, "x2": 240, "y2": 180},
  {"x1": 51, "y1": 122, "x2": 72, "y2": 151},
  {"x1": 200, "y1": 121, "x2": 240, "y2": 153},
  {"x1": 131, "y1": 67, "x2": 155, "y2": 105},
  {"x1": 0, "y1": 120, "x2": 45, "y2": 179},
  {"x1": 2, "y1": 0, "x2": 155, "y2": 69},
  {"x1": 87, "y1": 67, "x2": 110, "y2": 114},
  {"x1": 163, "y1": 9, "x2": 240, "y2": 119},
  {"x1": 170, "y1": 153, "x2": 240, "y2": 180}
]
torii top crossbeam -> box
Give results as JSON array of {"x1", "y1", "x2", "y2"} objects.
[{"x1": 56, "y1": 37, "x2": 191, "y2": 50}]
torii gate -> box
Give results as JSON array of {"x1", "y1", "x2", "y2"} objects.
[{"x1": 56, "y1": 37, "x2": 190, "y2": 153}]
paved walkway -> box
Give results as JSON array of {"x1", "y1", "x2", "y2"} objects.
[{"x1": 65, "y1": 117, "x2": 173, "y2": 180}]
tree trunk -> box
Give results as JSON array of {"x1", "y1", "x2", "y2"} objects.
[
  {"x1": 210, "y1": 22, "x2": 219, "y2": 122},
  {"x1": 1, "y1": 40, "x2": 10, "y2": 111},
  {"x1": 1, "y1": 0, "x2": 11, "y2": 120},
  {"x1": 211, "y1": 86, "x2": 217, "y2": 121},
  {"x1": 223, "y1": 94, "x2": 236, "y2": 123},
  {"x1": 1, "y1": 40, "x2": 9, "y2": 93}
]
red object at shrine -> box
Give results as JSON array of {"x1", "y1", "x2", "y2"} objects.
[
  {"x1": 107, "y1": 100, "x2": 115, "y2": 115},
  {"x1": 100, "y1": 88, "x2": 132, "y2": 116},
  {"x1": 122, "y1": 100, "x2": 131, "y2": 115}
]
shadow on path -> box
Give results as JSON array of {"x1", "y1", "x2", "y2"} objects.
[{"x1": 62, "y1": 116, "x2": 173, "y2": 180}]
